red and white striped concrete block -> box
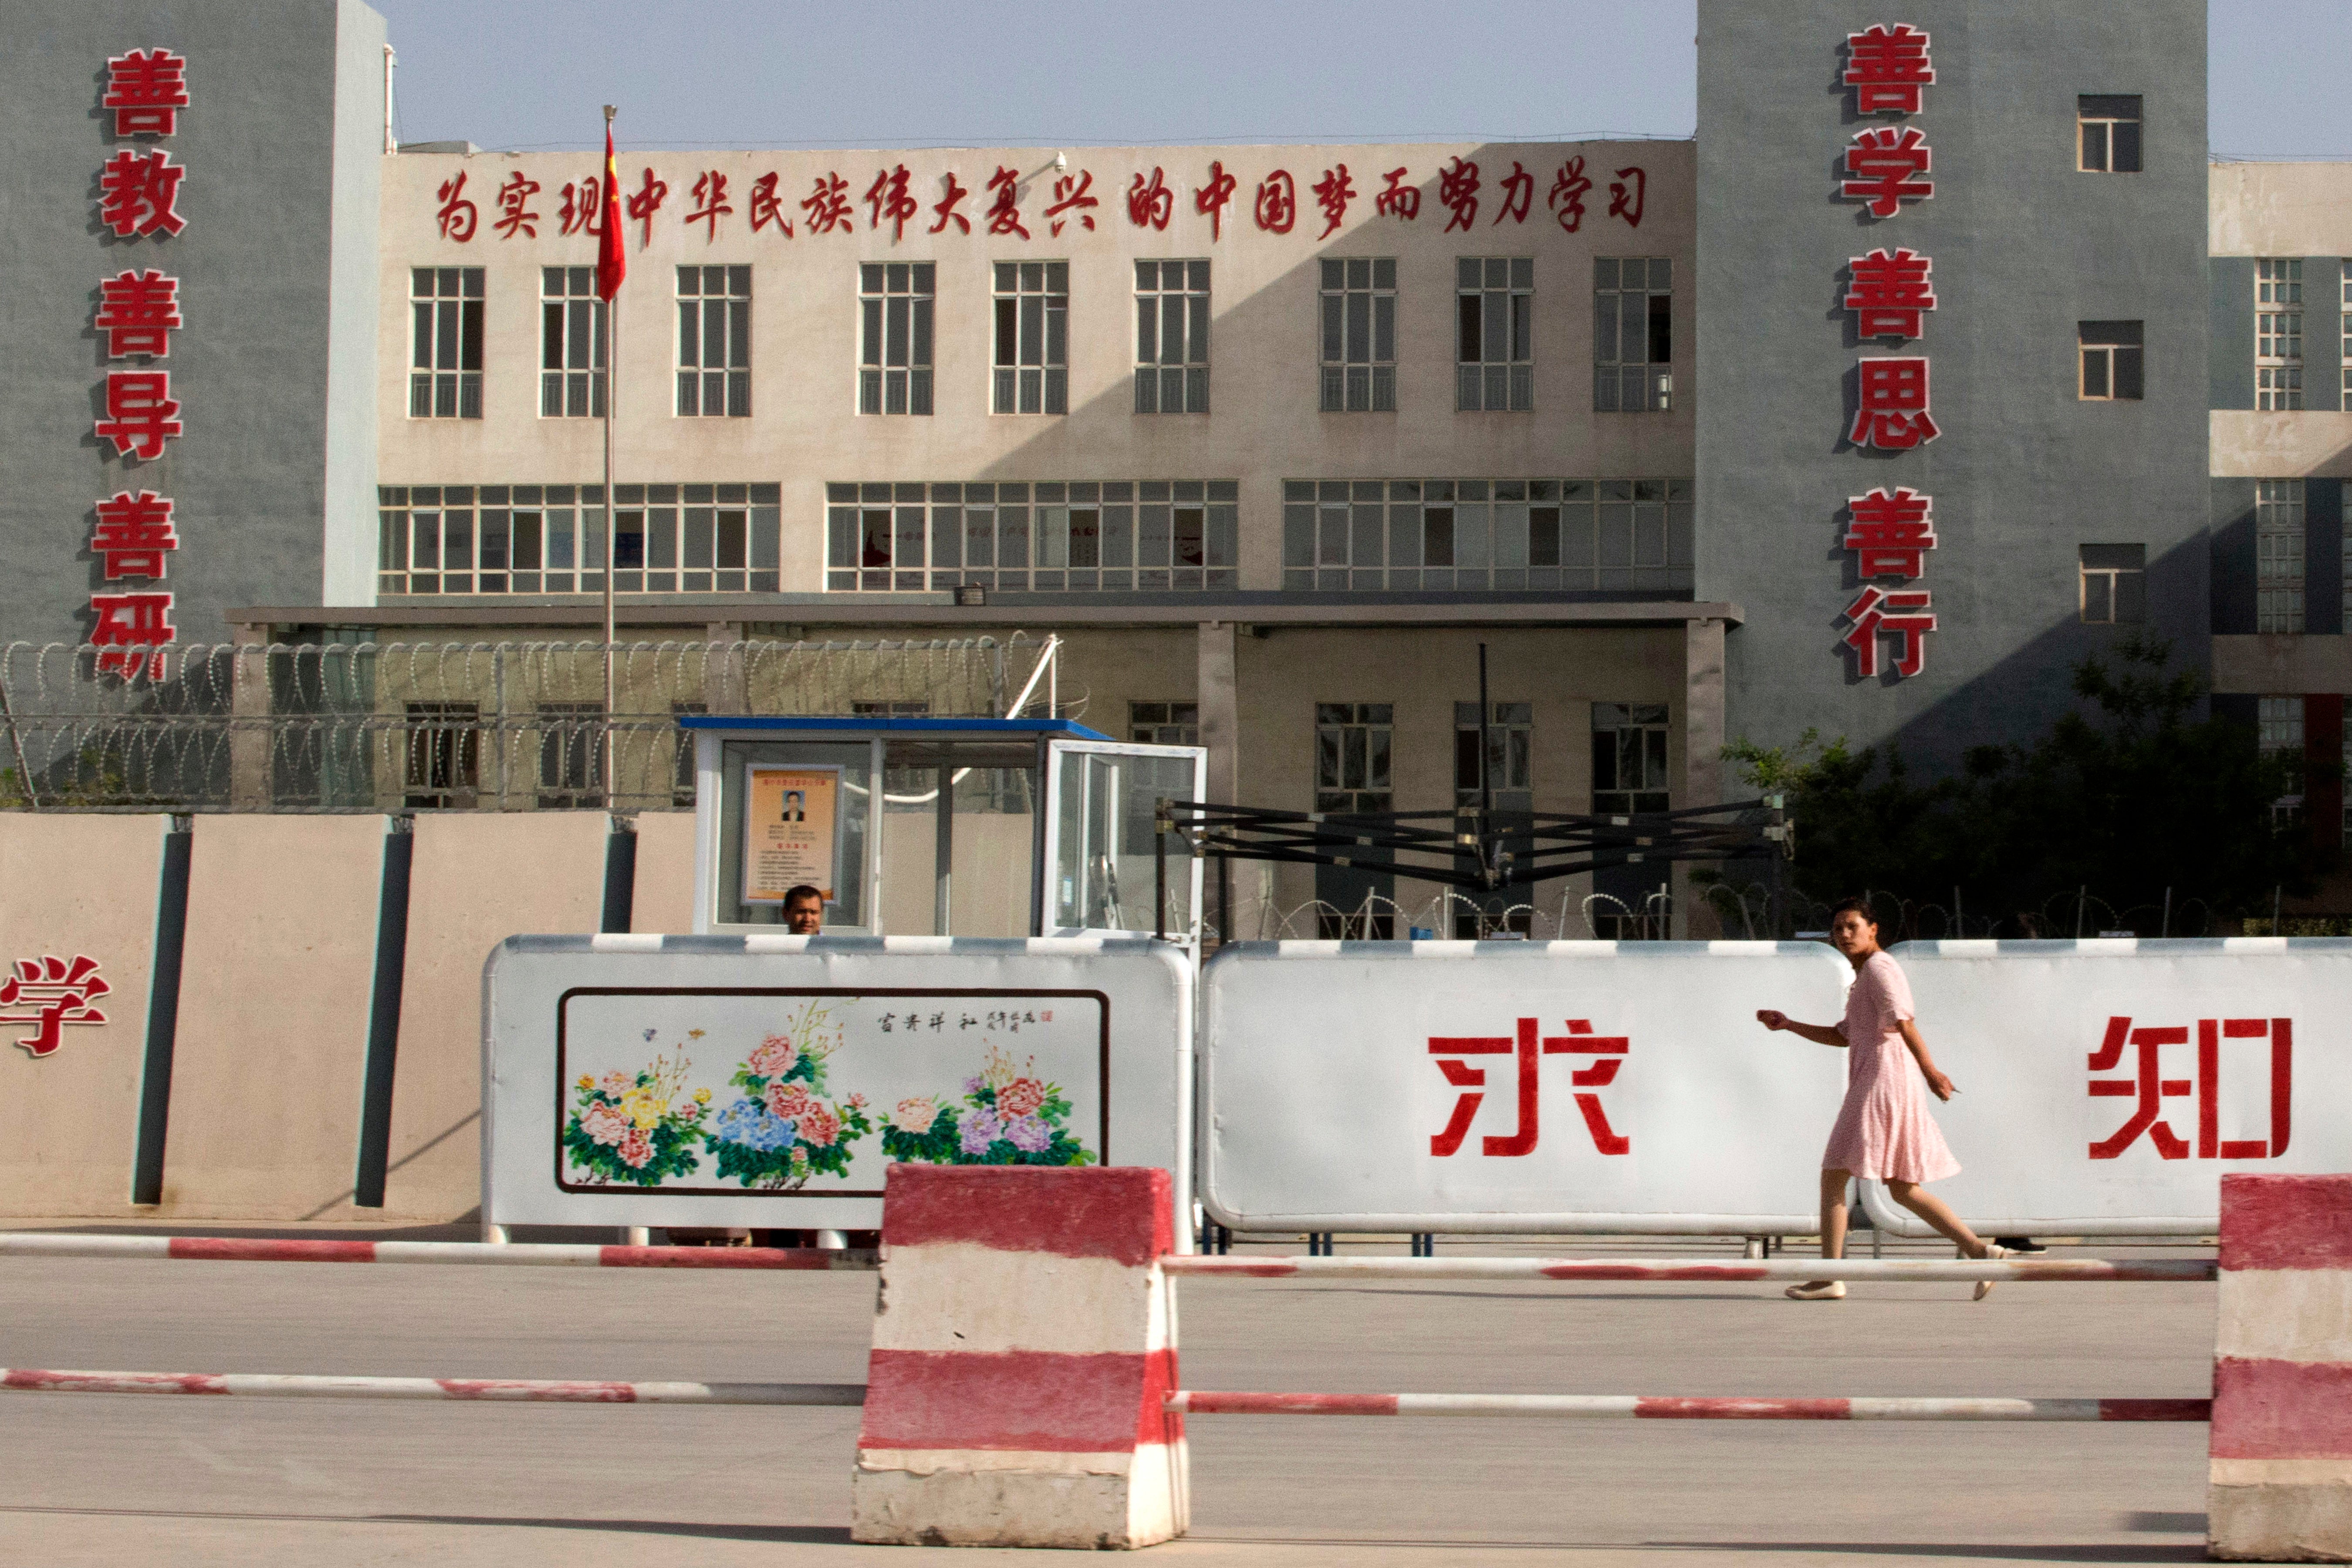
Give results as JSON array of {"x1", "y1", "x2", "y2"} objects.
[
  {"x1": 2212, "y1": 1173, "x2": 2352, "y2": 1561},
  {"x1": 850, "y1": 1165, "x2": 1185, "y2": 1550}
]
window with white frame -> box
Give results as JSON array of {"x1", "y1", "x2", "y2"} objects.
[
  {"x1": 2078, "y1": 321, "x2": 2143, "y2": 400},
  {"x1": 1592, "y1": 703, "x2": 1670, "y2": 815},
  {"x1": 2077, "y1": 95, "x2": 2142, "y2": 172},
  {"x1": 540, "y1": 267, "x2": 606, "y2": 418},
  {"x1": 677, "y1": 266, "x2": 750, "y2": 417},
  {"x1": 1457, "y1": 257, "x2": 1534, "y2": 412},
  {"x1": 409, "y1": 267, "x2": 482, "y2": 419},
  {"x1": 1129, "y1": 702, "x2": 1199, "y2": 746},
  {"x1": 993, "y1": 261, "x2": 1068, "y2": 414},
  {"x1": 1318, "y1": 258, "x2": 1396, "y2": 412},
  {"x1": 825, "y1": 480, "x2": 1238, "y2": 593},
  {"x1": 1454, "y1": 702, "x2": 1532, "y2": 809},
  {"x1": 1314, "y1": 703, "x2": 1392, "y2": 813},
  {"x1": 860, "y1": 262, "x2": 934, "y2": 416},
  {"x1": 1135, "y1": 260, "x2": 1209, "y2": 414},
  {"x1": 2078, "y1": 544, "x2": 2146, "y2": 625},
  {"x1": 1595, "y1": 257, "x2": 1671, "y2": 412},
  {"x1": 375, "y1": 484, "x2": 779, "y2": 597},
  {"x1": 2257, "y1": 260, "x2": 2302, "y2": 411},
  {"x1": 2257, "y1": 479, "x2": 2307, "y2": 634},
  {"x1": 1281, "y1": 477, "x2": 1693, "y2": 592}
]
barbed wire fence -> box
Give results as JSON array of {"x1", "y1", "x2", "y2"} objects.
[{"x1": 0, "y1": 636, "x2": 1051, "y2": 814}]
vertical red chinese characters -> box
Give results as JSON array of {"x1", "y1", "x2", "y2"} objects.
[{"x1": 90, "y1": 47, "x2": 193, "y2": 676}]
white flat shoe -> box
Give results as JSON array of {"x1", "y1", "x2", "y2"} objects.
[
  {"x1": 1784, "y1": 1280, "x2": 1845, "y2": 1300},
  {"x1": 1970, "y1": 1242, "x2": 2008, "y2": 1300}
]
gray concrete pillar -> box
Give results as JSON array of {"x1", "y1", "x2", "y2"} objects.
[{"x1": 1196, "y1": 621, "x2": 1237, "y2": 807}]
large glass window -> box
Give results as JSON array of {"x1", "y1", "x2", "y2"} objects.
[
  {"x1": 1454, "y1": 701, "x2": 1532, "y2": 809},
  {"x1": 409, "y1": 267, "x2": 482, "y2": 419},
  {"x1": 2257, "y1": 479, "x2": 2307, "y2": 634},
  {"x1": 1318, "y1": 258, "x2": 1396, "y2": 412},
  {"x1": 1457, "y1": 257, "x2": 1533, "y2": 412},
  {"x1": 1314, "y1": 703, "x2": 1392, "y2": 813},
  {"x1": 1135, "y1": 260, "x2": 1209, "y2": 413},
  {"x1": 1592, "y1": 703, "x2": 1669, "y2": 815},
  {"x1": 2257, "y1": 260, "x2": 2303, "y2": 412},
  {"x1": 1595, "y1": 257, "x2": 1671, "y2": 412},
  {"x1": 540, "y1": 267, "x2": 606, "y2": 418},
  {"x1": 677, "y1": 265, "x2": 751, "y2": 417},
  {"x1": 376, "y1": 484, "x2": 776, "y2": 597},
  {"x1": 860, "y1": 262, "x2": 934, "y2": 416},
  {"x1": 825, "y1": 480, "x2": 1238, "y2": 592},
  {"x1": 1281, "y1": 477, "x2": 1692, "y2": 592},
  {"x1": 993, "y1": 261, "x2": 1068, "y2": 414}
]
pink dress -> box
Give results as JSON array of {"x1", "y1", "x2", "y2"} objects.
[{"x1": 1818, "y1": 950, "x2": 1960, "y2": 1183}]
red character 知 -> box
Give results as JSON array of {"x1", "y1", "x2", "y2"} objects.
[
  {"x1": 2088, "y1": 1016, "x2": 2291, "y2": 1161},
  {"x1": 1845, "y1": 24, "x2": 1934, "y2": 115},
  {"x1": 0, "y1": 956, "x2": 110, "y2": 1058},
  {"x1": 1428, "y1": 1017, "x2": 1630, "y2": 1158}
]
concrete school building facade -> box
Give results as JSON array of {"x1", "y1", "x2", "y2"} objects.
[{"x1": 3, "y1": 0, "x2": 2346, "y2": 930}]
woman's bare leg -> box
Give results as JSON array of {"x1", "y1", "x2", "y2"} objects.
[
  {"x1": 1884, "y1": 1179, "x2": 1987, "y2": 1255},
  {"x1": 1803, "y1": 1168, "x2": 1852, "y2": 1289}
]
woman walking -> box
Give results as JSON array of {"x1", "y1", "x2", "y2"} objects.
[{"x1": 1756, "y1": 897, "x2": 2004, "y2": 1301}]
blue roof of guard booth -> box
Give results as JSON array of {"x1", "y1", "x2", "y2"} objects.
[{"x1": 674, "y1": 715, "x2": 1112, "y2": 740}]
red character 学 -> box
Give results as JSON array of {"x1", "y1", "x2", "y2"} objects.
[
  {"x1": 1428, "y1": 1017, "x2": 1631, "y2": 1159},
  {"x1": 929, "y1": 171, "x2": 971, "y2": 235},
  {"x1": 103, "y1": 49, "x2": 191, "y2": 137},
  {"x1": 685, "y1": 170, "x2": 732, "y2": 240},
  {"x1": 1044, "y1": 171, "x2": 1098, "y2": 235},
  {"x1": 1547, "y1": 156, "x2": 1593, "y2": 233},
  {"x1": 493, "y1": 171, "x2": 541, "y2": 239},
  {"x1": 1849, "y1": 356, "x2": 1939, "y2": 449},
  {"x1": 88, "y1": 592, "x2": 175, "y2": 677},
  {"x1": 748, "y1": 172, "x2": 792, "y2": 236},
  {"x1": 865, "y1": 165, "x2": 917, "y2": 241},
  {"x1": 1253, "y1": 169, "x2": 1295, "y2": 234},
  {"x1": 1311, "y1": 164, "x2": 1354, "y2": 239},
  {"x1": 626, "y1": 166, "x2": 669, "y2": 245},
  {"x1": 1842, "y1": 126, "x2": 1933, "y2": 217},
  {"x1": 94, "y1": 370, "x2": 182, "y2": 460},
  {"x1": 1842, "y1": 586, "x2": 1935, "y2": 678},
  {"x1": 558, "y1": 176, "x2": 603, "y2": 237},
  {"x1": 1127, "y1": 167, "x2": 1173, "y2": 231},
  {"x1": 2088, "y1": 1016, "x2": 2292, "y2": 1162},
  {"x1": 95, "y1": 269, "x2": 182, "y2": 358},
  {"x1": 1194, "y1": 160, "x2": 1237, "y2": 240},
  {"x1": 99, "y1": 149, "x2": 188, "y2": 239},
  {"x1": 985, "y1": 166, "x2": 1029, "y2": 238},
  {"x1": 1845, "y1": 24, "x2": 1935, "y2": 115},
  {"x1": 1843, "y1": 487, "x2": 1935, "y2": 580},
  {"x1": 91, "y1": 490, "x2": 179, "y2": 579},
  {"x1": 1845, "y1": 247, "x2": 1936, "y2": 339},
  {"x1": 0, "y1": 956, "x2": 110, "y2": 1058},
  {"x1": 1437, "y1": 156, "x2": 1480, "y2": 231}
]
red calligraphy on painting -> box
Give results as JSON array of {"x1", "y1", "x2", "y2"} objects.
[
  {"x1": 1428, "y1": 1018, "x2": 1631, "y2": 1159},
  {"x1": 103, "y1": 49, "x2": 191, "y2": 137},
  {"x1": 0, "y1": 956, "x2": 110, "y2": 1058},
  {"x1": 91, "y1": 490, "x2": 179, "y2": 579},
  {"x1": 2088, "y1": 1016, "x2": 2292, "y2": 1162},
  {"x1": 1375, "y1": 166, "x2": 1420, "y2": 221},
  {"x1": 985, "y1": 166, "x2": 1029, "y2": 238},
  {"x1": 1845, "y1": 247, "x2": 1936, "y2": 339},
  {"x1": 865, "y1": 165, "x2": 917, "y2": 241},
  {"x1": 1845, "y1": 24, "x2": 1935, "y2": 115},
  {"x1": 95, "y1": 270, "x2": 182, "y2": 358},
  {"x1": 1547, "y1": 157, "x2": 1593, "y2": 233},
  {"x1": 747, "y1": 172, "x2": 791, "y2": 236},
  {"x1": 1849, "y1": 356, "x2": 1938, "y2": 448},
  {"x1": 1311, "y1": 164, "x2": 1354, "y2": 239},
  {"x1": 99, "y1": 149, "x2": 188, "y2": 238},
  {"x1": 1436, "y1": 157, "x2": 1480, "y2": 231},
  {"x1": 88, "y1": 593, "x2": 175, "y2": 677},
  {"x1": 1044, "y1": 171, "x2": 1098, "y2": 235},
  {"x1": 1194, "y1": 160, "x2": 1237, "y2": 240},
  {"x1": 1842, "y1": 586, "x2": 1935, "y2": 678},
  {"x1": 493, "y1": 172, "x2": 541, "y2": 239},
  {"x1": 1126, "y1": 167, "x2": 1173, "y2": 231},
  {"x1": 1842, "y1": 126, "x2": 1933, "y2": 216},
  {"x1": 1253, "y1": 169, "x2": 1296, "y2": 234},
  {"x1": 1843, "y1": 487, "x2": 1935, "y2": 580}
]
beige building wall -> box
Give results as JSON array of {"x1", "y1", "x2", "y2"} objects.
[
  {"x1": 631, "y1": 810, "x2": 698, "y2": 933},
  {"x1": 370, "y1": 139, "x2": 1694, "y2": 597},
  {"x1": 0, "y1": 814, "x2": 167, "y2": 1217}
]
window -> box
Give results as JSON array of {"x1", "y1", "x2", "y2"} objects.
[
  {"x1": 825, "y1": 480, "x2": 1238, "y2": 592},
  {"x1": 2079, "y1": 544, "x2": 2146, "y2": 624},
  {"x1": 1129, "y1": 702, "x2": 1199, "y2": 746},
  {"x1": 860, "y1": 262, "x2": 934, "y2": 416},
  {"x1": 993, "y1": 261, "x2": 1068, "y2": 414},
  {"x1": 2259, "y1": 696, "x2": 2305, "y2": 832},
  {"x1": 1314, "y1": 703, "x2": 1392, "y2": 813},
  {"x1": 1457, "y1": 258, "x2": 1534, "y2": 412},
  {"x1": 2257, "y1": 260, "x2": 2303, "y2": 412},
  {"x1": 1592, "y1": 703, "x2": 1669, "y2": 815},
  {"x1": 537, "y1": 702, "x2": 605, "y2": 809},
  {"x1": 2078, "y1": 321, "x2": 2143, "y2": 400},
  {"x1": 375, "y1": 484, "x2": 777, "y2": 597},
  {"x1": 1135, "y1": 260, "x2": 1209, "y2": 414},
  {"x1": 1454, "y1": 702, "x2": 1532, "y2": 808},
  {"x1": 2077, "y1": 95, "x2": 2142, "y2": 172},
  {"x1": 409, "y1": 267, "x2": 482, "y2": 419},
  {"x1": 1595, "y1": 257, "x2": 1671, "y2": 412},
  {"x1": 540, "y1": 267, "x2": 606, "y2": 418},
  {"x1": 1318, "y1": 258, "x2": 1396, "y2": 412},
  {"x1": 677, "y1": 266, "x2": 750, "y2": 417},
  {"x1": 2257, "y1": 479, "x2": 2307, "y2": 634},
  {"x1": 403, "y1": 703, "x2": 479, "y2": 809},
  {"x1": 1281, "y1": 477, "x2": 1692, "y2": 592}
]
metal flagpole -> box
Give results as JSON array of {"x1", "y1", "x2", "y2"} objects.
[{"x1": 601, "y1": 104, "x2": 618, "y2": 803}]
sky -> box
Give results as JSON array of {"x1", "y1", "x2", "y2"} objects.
[{"x1": 373, "y1": 0, "x2": 2352, "y2": 160}]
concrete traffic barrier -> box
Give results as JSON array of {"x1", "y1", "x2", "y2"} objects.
[
  {"x1": 852, "y1": 1164, "x2": 1185, "y2": 1550},
  {"x1": 2212, "y1": 1173, "x2": 2352, "y2": 1561}
]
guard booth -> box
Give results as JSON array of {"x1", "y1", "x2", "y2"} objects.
[{"x1": 683, "y1": 716, "x2": 1207, "y2": 941}]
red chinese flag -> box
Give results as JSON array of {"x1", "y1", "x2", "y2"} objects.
[{"x1": 596, "y1": 123, "x2": 625, "y2": 301}]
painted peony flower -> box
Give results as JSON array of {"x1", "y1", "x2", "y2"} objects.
[
  {"x1": 766, "y1": 1081, "x2": 816, "y2": 1122},
  {"x1": 576, "y1": 1075, "x2": 594, "y2": 1092},
  {"x1": 797, "y1": 1104, "x2": 842, "y2": 1147},
  {"x1": 996, "y1": 1078, "x2": 1048, "y2": 1118},
  {"x1": 599, "y1": 1071, "x2": 631, "y2": 1095},
  {"x1": 622, "y1": 1089, "x2": 667, "y2": 1130},
  {"x1": 580, "y1": 1102, "x2": 630, "y2": 1147},
  {"x1": 618, "y1": 1128, "x2": 653, "y2": 1168},
  {"x1": 1004, "y1": 1114, "x2": 1051, "y2": 1153},
  {"x1": 890, "y1": 1096, "x2": 940, "y2": 1134},
  {"x1": 746, "y1": 1034, "x2": 798, "y2": 1078},
  {"x1": 693, "y1": 1087, "x2": 712, "y2": 1103},
  {"x1": 960, "y1": 1108, "x2": 1004, "y2": 1156},
  {"x1": 714, "y1": 1098, "x2": 794, "y2": 1152}
]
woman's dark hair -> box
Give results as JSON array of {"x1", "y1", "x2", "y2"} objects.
[{"x1": 1826, "y1": 896, "x2": 1879, "y2": 927}]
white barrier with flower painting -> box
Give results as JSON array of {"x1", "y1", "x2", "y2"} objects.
[{"x1": 483, "y1": 933, "x2": 1191, "y2": 1233}]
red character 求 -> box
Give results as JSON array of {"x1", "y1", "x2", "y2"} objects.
[{"x1": 1428, "y1": 1017, "x2": 1631, "y2": 1158}]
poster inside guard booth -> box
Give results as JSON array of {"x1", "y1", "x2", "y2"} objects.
[{"x1": 742, "y1": 765, "x2": 838, "y2": 903}]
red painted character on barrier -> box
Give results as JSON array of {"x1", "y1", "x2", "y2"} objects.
[
  {"x1": 0, "y1": 956, "x2": 110, "y2": 1058},
  {"x1": 1428, "y1": 1018, "x2": 1629, "y2": 1159},
  {"x1": 2088, "y1": 1015, "x2": 2292, "y2": 1161}
]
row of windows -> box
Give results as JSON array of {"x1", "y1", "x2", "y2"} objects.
[
  {"x1": 409, "y1": 257, "x2": 1679, "y2": 426},
  {"x1": 2251, "y1": 698, "x2": 2352, "y2": 849},
  {"x1": 1281, "y1": 477, "x2": 1693, "y2": 594},
  {"x1": 2248, "y1": 261, "x2": 2352, "y2": 412},
  {"x1": 825, "y1": 480, "x2": 1240, "y2": 593},
  {"x1": 375, "y1": 483, "x2": 783, "y2": 597},
  {"x1": 1309, "y1": 700, "x2": 1670, "y2": 816}
]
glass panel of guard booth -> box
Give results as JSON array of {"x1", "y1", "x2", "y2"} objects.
[{"x1": 1044, "y1": 740, "x2": 1206, "y2": 940}]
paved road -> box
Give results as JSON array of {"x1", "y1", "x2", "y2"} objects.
[{"x1": 0, "y1": 1232, "x2": 2214, "y2": 1565}]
